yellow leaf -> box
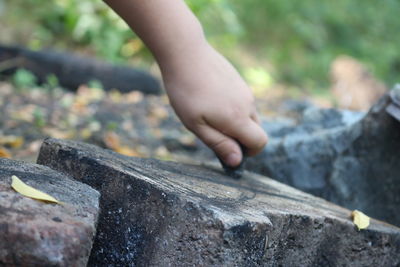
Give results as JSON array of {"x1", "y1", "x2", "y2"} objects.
[
  {"x1": 43, "y1": 127, "x2": 76, "y2": 139},
  {"x1": 8, "y1": 136, "x2": 24, "y2": 148},
  {"x1": 155, "y1": 146, "x2": 172, "y2": 160},
  {"x1": 0, "y1": 135, "x2": 24, "y2": 148},
  {"x1": 80, "y1": 128, "x2": 93, "y2": 139},
  {"x1": 115, "y1": 146, "x2": 140, "y2": 157},
  {"x1": 351, "y1": 210, "x2": 370, "y2": 230},
  {"x1": 109, "y1": 90, "x2": 122, "y2": 102},
  {"x1": 104, "y1": 131, "x2": 120, "y2": 150},
  {"x1": 11, "y1": 175, "x2": 59, "y2": 204},
  {"x1": 0, "y1": 147, "x2": 11, "y2": 158},
  {"x1": 125, "y1": 91, "x2": 143, "y2": 104}
]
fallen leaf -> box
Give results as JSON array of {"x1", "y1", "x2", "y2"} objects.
[
  {"x1": 43, "y1": 127, "x2": 76, "y2": 139},
  {"x1": 80, "y1": 128, "x2": 93, "y2": 139},
  {"x1": 8, "y1": 136, "x2": 24, "y2": 148},
  {"x1": 153, "y1": 106, "x2": 169, "y2": 119},
  {"x1": 0, "y1": 135, "x2": 24, "y2": 148},
  {"x1": 351, "y1": 210, "x2": 370, "y2": 230},
  {"x1": 179, "y1": 134, "x2": 196, "y2": 146},
  {"x1": 11, "y1": 175, "x2": 59, "y2": 204},
  {"x1": 109, "y1": 90, "x2": 122, "y2": 102},
  {"x1": 10, "y1": 104, "x2": 36, "y2": 122},
  {"x1": 115, "y1": 146, "x2": 141, "y2": 157},
  {"x1": 0, "y1": 147, "x2": 11, "y2": 158},
  {"x1": 104, "y1": 131, "x2": 120, "y2": 150},
  {"x1": 125, "y1": 91, "x2": 143, "y2": 103},
  {"x1": 77, "y1": 86, "x2": 104, "y2": 101},
  {"x1": 155, "y1": 146, "x2": 172, "y2": 160},
  {"x1": 72, "y1": 95, "x2": 89, "y2": 113}
]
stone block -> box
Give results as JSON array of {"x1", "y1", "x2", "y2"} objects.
[
  {"x1": 0, "y1": 158, "x2": 100, "y2": 267},
  {"x1": 38, "y1": 138, "x2": 400, "y2": 266},
  {"x1": 250, "y1": 90, "x2": 400, "y2": 226}
]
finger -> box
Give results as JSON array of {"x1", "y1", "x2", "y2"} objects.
[
  {"x1": 224, "y1": 119, "x2": 268, "y2": 156},
  {"x1": 194, "y1": 124, "x2": 243, "y2": 167},
  {"x1": 250, "y1": 111, "x2": 261, "y2": 124}
]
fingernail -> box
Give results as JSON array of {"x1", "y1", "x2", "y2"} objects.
[{"x1": 225, "y1": 153, "x2": 241, "y2": 167}]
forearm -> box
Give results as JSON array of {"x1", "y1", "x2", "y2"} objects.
[{"x1": 104, "y1": 0, "x2": 207, "y2": 67}]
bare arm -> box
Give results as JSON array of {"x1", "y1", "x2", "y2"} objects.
[
  {"x1": 104, "y1": 0, "x2": 205, "y2": 64},
  {"x1": 105, "y1": 0, "x2": 268, "y2": 167}
]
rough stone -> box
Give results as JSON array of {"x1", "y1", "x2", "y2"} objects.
[
  {"x1": 38, "y1": 138, "x2": 400, "y2": 266},
  {"x1": 249, "y1": 89, "x2": 400, "y2": 227},
  {"x1": 0, "y1": 158, "x2": 100, "y2": 267}
]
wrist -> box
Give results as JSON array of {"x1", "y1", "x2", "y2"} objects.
[
  {"x1": 154, "y1": 24, "x2": 209, "y2": 71},
  {"x1": 157, "y1": 37, "x2": 212, "y2": 77}
]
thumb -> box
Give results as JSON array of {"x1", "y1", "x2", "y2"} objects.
[{"x1": 194, "y1": 124, "x2": 242, "y2": 167}]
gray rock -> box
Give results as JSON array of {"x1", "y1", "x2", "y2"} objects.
[
  {"x1": 248, "y1": 90, "x2": 400, "y2": 227},
  {"x1": 38, "y1": 138, "x2": 400, "y2": 266},
  {"x1": 0, "y1": 158, "x2": 100, "y2": 267}
]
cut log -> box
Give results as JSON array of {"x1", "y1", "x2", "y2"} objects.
[
  {"x1": 0, "y1": 158, "x2": 100, "y2": 267},
  {"x1": 37, "y1": 138, "x2": 400, "y2": 266},
  {"x1": 0, "y1": 44, "x2": 161, "y2": 94}
]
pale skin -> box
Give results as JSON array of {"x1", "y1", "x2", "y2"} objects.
[{"x1": 105, "y1": 0, "x2": 268, "y2": 167}]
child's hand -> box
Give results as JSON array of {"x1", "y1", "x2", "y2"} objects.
[
  {"x1": 105, "y1": 0, "x2": 268, "y2": 166},
  {"x1": 161, "y1": 43, "x2": 268, "y2": 167}
]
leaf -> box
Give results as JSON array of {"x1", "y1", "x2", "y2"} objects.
[
  {"x1": 13, "y1": 68, "x2": 37, "y2": 89},
  {"x1": 11, "y1": 175, "x2": 59, "y2": 204},
  {"x1": 115, "y1": 146, "x2": 140, "y2": 157},
  {"x1": 103, "y1": 131, "x2": 120, "y2": 150},
  {"x1": 102, "y1": 132, "x2": 141, "y2": 156},
  {"x1": 0, "y1": 147, "x2": 11, "y2": 158},
  {"x1": 0, "y1": 135, "x2": 24, "y2": 148},
  {"x1": 43, "y1": 127, "x2": 76, "y2": 139},
  {"x1": 351, "y1": 210, "x2": 370, "y2": 230}
]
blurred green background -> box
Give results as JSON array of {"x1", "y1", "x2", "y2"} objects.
[{"x1": 0, "y1": 0, "x2": 399, "y2": 94}]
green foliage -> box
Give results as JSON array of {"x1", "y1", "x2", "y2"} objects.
[
  {"x1": 228, "y1": 0, "x2": 400, "y2": 89},
  {"x1": 2, "y1": 0, "x2": 147, "y2": 63},
  {"x1": 45, "y1": 74, "x2": 59, "y2": 88},
  {"x1": 1, "y1": 0, "x2": 399, "y2": 91},
  {"x1": 106, "y1": 121, "x2": 118, "y2": 131},
  {"x1": 88, "y1": 79, "x2": 104, "y2": 90},
  {"x1": 12, "y1": 69, "x2": 37, "y2": 90},
  {"x1": 33, "y1": 107, "x2": 46, "y2": 128}
]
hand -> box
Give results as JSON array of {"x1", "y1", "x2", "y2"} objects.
[
  {"x1": 104, "y1": 0, "x2": 266, "y2": 166},
  {"x1": 160, "y1": 43, "x2": 268, "y2": 167}
]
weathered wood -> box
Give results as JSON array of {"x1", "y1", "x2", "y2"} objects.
[
  {"x1": 0, "y1": 44, "x2": 161, "y2": 94},
  {"x1": 38, "y1": 138, "x2": 400, "y2": 266},
  {"x1": 0, "y1": 158, "x2": 100, "y2": 267}
]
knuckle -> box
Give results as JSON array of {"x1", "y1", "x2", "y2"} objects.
[
  {"x1": 209, "y1": 138, "x2": 231, "y2": 156},
  {"x1": 226, "y1": 109, "x2": 247, "y2": 127},
  {"x1": 181, "y1": 114, "x2": 204, "y2": 132}
]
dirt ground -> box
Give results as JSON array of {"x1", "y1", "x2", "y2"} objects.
[{"x1": 0, "y1": 80, "x2": 334, "y2": 165}]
